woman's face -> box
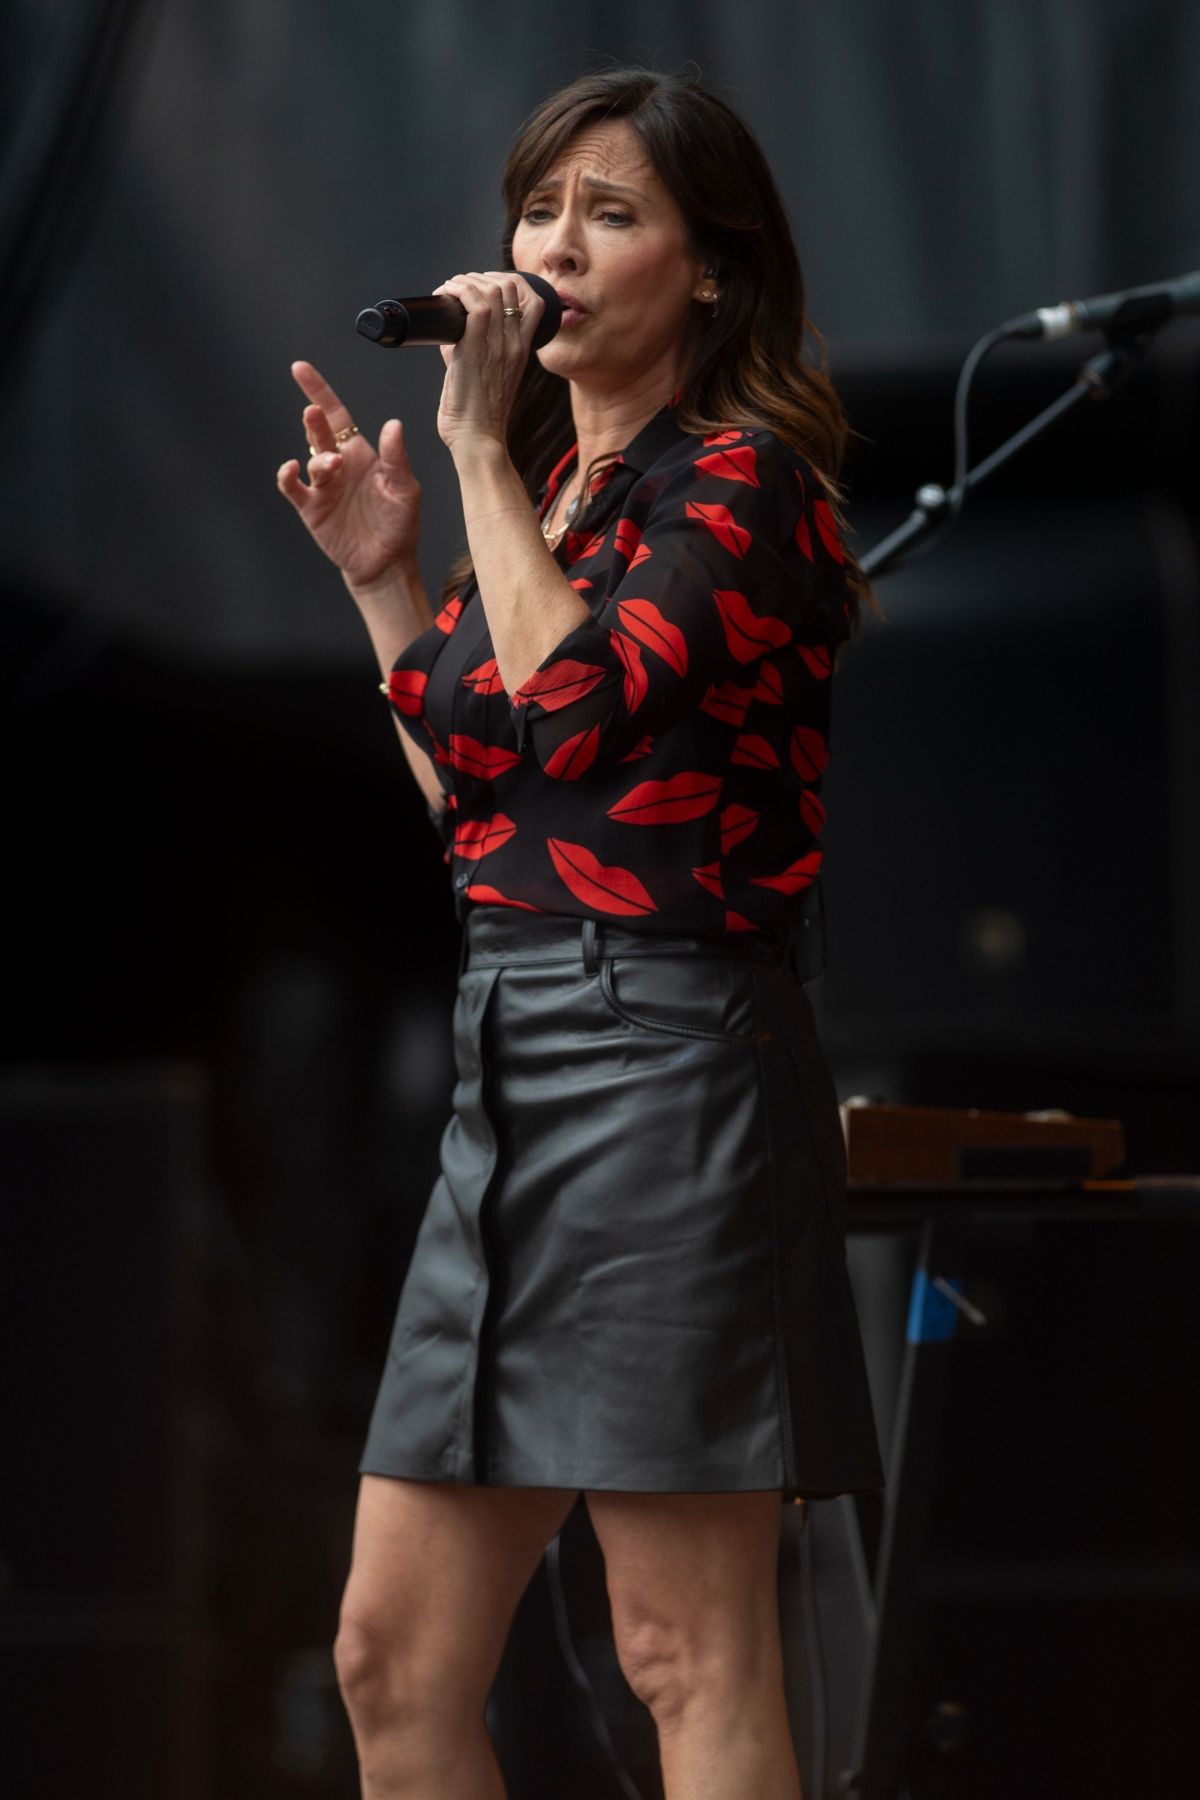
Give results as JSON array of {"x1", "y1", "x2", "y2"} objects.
[{"x1": 511, "y1": 117, "x2": 711, "y2": 396}]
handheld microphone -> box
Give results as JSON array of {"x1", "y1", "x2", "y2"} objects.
[
  {"x1": 1010, "y1": 269, "x2": 1200, "y2": 340},
  {"x1": 356, "y1": 271, "x2": 563, "y2": 349}
]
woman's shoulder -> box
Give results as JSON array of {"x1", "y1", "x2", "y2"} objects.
[
  {"x1": 642, "y1": 422, "x2": 850, "y2": 616},
  {"x1": 646, "y1": 419, "x2": 821, "y2": 495},
  {"x1": 624, "y1": 419, "x2": 825, "y2": 544}
]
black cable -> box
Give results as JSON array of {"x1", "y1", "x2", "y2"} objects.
[
  {"x1": 877, "y1": 322, "x2": 1015, "y2": 574},
  {"x1": 544, "y1": 1535, "x2": 647, "y2": 1800}
]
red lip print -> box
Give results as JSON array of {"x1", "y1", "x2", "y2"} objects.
[
  {"x1": 566, "y1": 530, "x2": 607, "y2": 564},
  {"x1": 731, "y1": 733, "x2": 780, "y2": 770},
  {"x1": 608, "y1": 771, "x2": 722, "y2": 825},
  {"x1": 700, "y1": 680, "x2": 755, "y2": 726},
  {"x1": 800, "y1": 790, "x2": 827, "y2": 835},
  {"x1": 753, "y1": 662, "x2": 783, "y2": 704},
  {"x1": 611, "y1": 630, "x2": 648, "y2": 712},
  {"x1": 720, "y1": 803, "x2": 759, "y2": 852},
  {"x1": 435, "y1": 594, "x2": 463, "y2": 633},
  {"x1": 544, "y1": 724, "x2": 601, "y2": 779},
  {"x1": 513, "y1": 659, "x2": 607, "y2": 713},
  {"x1": 453, "y1": 813, "x2": 518, "y2": 859},
  {"x1": 547, "y1": 839, "x2": 658, "y2": 915},
  {"x1": 695, "y1": 445, "x2": 760, "y2": 488},
  {"x1": 789, "y1": 726, "x2": 829, "y2": 781},
  {"x1": 702, "y1": 430, "x2": 745, "y2": 446},
  {"x1": 813, "y1": 499, "x2": 845, "y2": 564},
  {"x1": 616, "y1": 598, "x2": 687, "y2": 675},
  {"x1": 794, "y1": 512, "x2": 814, "y2": 562},
  {"x1": 614, "y1": 518, "x2": 642, "y2": 565},
  {"x1": 712, "y1": 589, "x2": 792, "y2": 663},
  {"x1": 462, "y1": 657, "x2": 504, "y2": 695},
  {"x1": 627, "y1": 542, "x2": 653, "y2": 572},
  {"x1": 618, "y1": 734, "x2": 655, "y2": 762},
  {"x1": 686, "y1": 501, "x2": 752, "y2": 559},
  {"x1": 749, "y1": 850, "x2": 824, "y2": 895},
  {"x1": 724, "y1": 909, "x2": 758, "y2": 931},
  {"x1": 385, "y1": 669, "x2": 427, "y2": 716},
  {"x1": 796, "y1": 644, "x2": 833, "y2": 680},
  {"x1": 692, "y1": 860, "x2": 725, "y2": 898},
  {"x1": 465, "y1": 883, "x2": 541, "y2": 911},
  {"x1": 447, "y1": 735, "x2": 522, "y2": 778}
]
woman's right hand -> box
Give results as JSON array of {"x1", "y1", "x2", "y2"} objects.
[{"x1": 276, "y1": 360, "x2": 421, "y2": 587}]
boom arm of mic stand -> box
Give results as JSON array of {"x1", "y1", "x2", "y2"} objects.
[{"x1": 860, "y1": 331, "x2": 1156, "y2": 581}]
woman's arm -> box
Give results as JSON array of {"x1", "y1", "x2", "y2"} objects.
[
  {"x1": 431, "y1": 274, "x2": 595, "y2": 692},
  {"x1": 277, "y1": 361, "x2": 445, "y2": 814},
  {"x1": 453, "y1": 443, "x2": 592, "y2": 694}
]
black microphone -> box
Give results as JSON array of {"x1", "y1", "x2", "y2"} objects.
[
  {"x1": 1009, "y1": 269, "x2": 1200, "y2": 340},
  {"x1": 356, "y1": 271, "x2": 562, "y2": 349}
]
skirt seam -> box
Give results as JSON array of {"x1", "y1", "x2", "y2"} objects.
[{"x1": 448, "y1": 969, "x2": 502, "y2": 1483}]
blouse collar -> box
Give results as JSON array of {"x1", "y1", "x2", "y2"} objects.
[{"x1": 537, "y1": 397, "x2": 691, "y2": 513}]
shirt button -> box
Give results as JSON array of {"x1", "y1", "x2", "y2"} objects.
[{"x1": 454, "y1": 873, "x2": 469, "y2": 890}]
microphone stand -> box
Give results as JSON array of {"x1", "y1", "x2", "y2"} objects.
[{"x1": 860, "y1": 325, "x2": 1159, "y2": 580}]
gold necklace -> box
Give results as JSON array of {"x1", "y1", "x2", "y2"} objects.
[{"x1": 540, "y1": 479, "x2": 583, "y2": 547}]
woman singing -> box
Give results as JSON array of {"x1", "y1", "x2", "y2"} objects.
[{"x1": 277, "y1": 63, "x2": 883, "y2": 1800}]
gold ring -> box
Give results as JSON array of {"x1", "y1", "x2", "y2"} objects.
[
  {"x1": 333, "y1": 423, "x2": 360, "y2": 444},
  {"x1": 502, "y1": 306, "x2": 523, "y2": 318}
]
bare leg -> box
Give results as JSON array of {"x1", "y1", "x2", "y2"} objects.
[
  {"x1": 586, "y1": 1489, "x2": 802, "y2": 1800},
  {"x1": 335, "y1": 1474, "x2": 577, "y2": 1798}
]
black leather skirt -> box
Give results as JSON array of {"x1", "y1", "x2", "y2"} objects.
[{"x1": 360, "y1": 906, "x2": 884, "y2": 1501}]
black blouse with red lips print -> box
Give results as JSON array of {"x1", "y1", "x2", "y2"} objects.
[{"x1": 383, "y1": 402, "x2": 852, "y2": 943}]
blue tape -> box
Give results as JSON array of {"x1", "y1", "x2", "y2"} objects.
[{"x1": 906, "y1": 1268, "x2": 962, "y2": 1343}]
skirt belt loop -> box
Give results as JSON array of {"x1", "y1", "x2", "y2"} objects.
[{"x1": 581, "y1": 916, "x2": 600, "y2": 975}]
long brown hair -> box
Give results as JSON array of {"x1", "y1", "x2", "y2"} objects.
[{"x1": 443, "y1": 65, "x2": 875, "y2": 627}]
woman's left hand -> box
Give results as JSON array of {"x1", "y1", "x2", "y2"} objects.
[{"x1": 434, "y1": 271, "x2": 543, "y2": 459}]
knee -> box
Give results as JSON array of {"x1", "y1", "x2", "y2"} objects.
[
  {"x1": 612, "y1": 1612, "x2": 705, "y2": 1727},
  {"x1": 612, "y1": 1606, "x2": 777, "y2": 1730},
  {"x1": 333, "y1": 1612, "x2": 411, "y2": 1732},
  {"x1": 332, "y1": 1620, "x2": 390, "y2": 1713}
]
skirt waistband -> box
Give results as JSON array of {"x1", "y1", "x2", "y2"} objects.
[{"x1": 460, "y1": 905, "x2": 791, "y2": 973}]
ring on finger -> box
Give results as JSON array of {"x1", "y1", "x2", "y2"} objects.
[
  {"x1": 502, "y1": 306, "x2": 523, "y2": 318},
  {"x1": 333, "y1": 423, "x2": 360, "y2": 444}
]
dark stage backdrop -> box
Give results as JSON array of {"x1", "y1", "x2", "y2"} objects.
[
  {"x1": 4, "y1": 9, "x2": 1200, "y2": 1798},
  {"x1": 2, "y1": 0, "x2": 1198, "y2": 660}
]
